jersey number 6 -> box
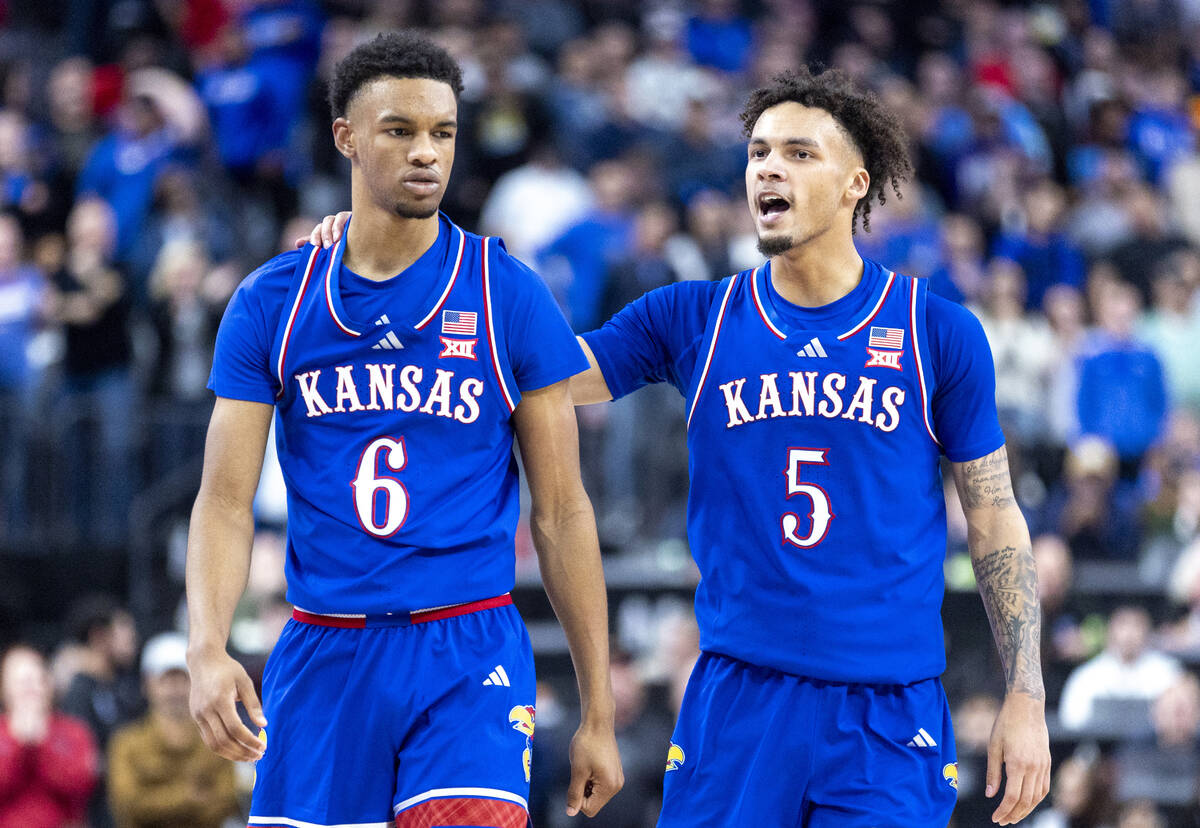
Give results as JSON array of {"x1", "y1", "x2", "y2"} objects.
[
  {"x1": 782, "y1": 448, "x2": 834, "y2": 548},
  {"x1": 352, "y1": 436, "x2": 410, "y2": 538}
]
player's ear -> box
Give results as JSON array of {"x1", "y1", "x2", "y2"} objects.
[
  {"x1": 332, "y1": 117, "x2": 355, "y2": 160},
  {"x1": 846, "y1": 168, "x2": 869, "y2": 203}
]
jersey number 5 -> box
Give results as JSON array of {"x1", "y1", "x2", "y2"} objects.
[
  {"x1": 352, "y1": 436, "x2": 409, "y2": 537},
  {"x1": 782, "y1": 448, "x2": 834, "y2": 548}
]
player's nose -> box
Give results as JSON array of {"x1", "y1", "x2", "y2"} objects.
[
  {"x1": 756, "y1": 154, "x2": 786, "y2": 181},
  {"x1": 408, "y1": 132, "x2": 438, "y2": 166}
]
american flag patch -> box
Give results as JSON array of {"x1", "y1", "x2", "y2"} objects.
[
  {"x1": 442, "y1": 310, "x2": 477, "y2": 336},
  {"x1": 868, "y1": 326, "x2": 904, "y2": 349}
]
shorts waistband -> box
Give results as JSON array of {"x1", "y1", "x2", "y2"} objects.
[{"x1": 291, "y1": 593, "x2": 513, "y2": 629}]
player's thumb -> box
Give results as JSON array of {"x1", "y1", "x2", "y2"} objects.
[
  {"x1": 985, "y1": 736, "x2": 1003, "y2": 798},
  {"x1": 235, "y1": 671, "x2": 267, "y2": 728},
  {"x1": 565, "y1": 763, "x2": 588, "y2": 817}
]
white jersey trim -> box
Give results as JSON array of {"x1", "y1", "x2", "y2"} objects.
[
  {"x1": 393, "y1": 787, "x2": 529, "y2": 814},
  {"x1": 750, "y1": 264, "x2": 786, "y2": 339},
  {"x1": 909, "y1": 277, "x2": 940, "y2": 446},
  {"x1": 838, "y1": 270, "x2": 896, "y2": 341},
  {"x1": 481, "y1": 237, "x2": 517, "y2": 413},
  {"x1": 687, "y1": 273, "x2": 739, "y2": 430},
  {"x1": 414, "y1": 226, "x2": 466, "y2": 330},
  {"x1": 249, "y1": 816, "x2": 389, "y2": 828},
  {"x1": 323, "y1": 233, "x2": 360, "y2": 338},
  {"x1": 275, "y1": 246, "x2": 321, "y2": 396}
]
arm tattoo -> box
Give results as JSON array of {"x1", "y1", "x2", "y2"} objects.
[
  {"x1": 973, "y1": 543, "x2": 1045, "y2": 700},
  {"x1": 957, "y1": 446, "x2": 1044, "y2": 699},
  {"x1": 958, "y1": 446, "x2": 1018, "y2": 511}
]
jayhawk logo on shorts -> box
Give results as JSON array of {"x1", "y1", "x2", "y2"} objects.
[
  {"x1": 943, "y1": 762, "x2": 958, "y2": 789},
  {"x1": 665, "y1": 742, "x2": 685, "y2": 772},
  {"x1": 508, "y1": 705, "x2": 535, "y2": 783}
]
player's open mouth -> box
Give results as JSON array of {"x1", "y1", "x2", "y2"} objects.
[{"x1": 757, "y1": 193, "x2": 790, "y2": 225}]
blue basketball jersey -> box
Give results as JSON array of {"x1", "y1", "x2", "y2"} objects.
[
  {"x1": 584, "y1": 259, "x2": 1005, "y2": 685},
  {"x1": 209, "y1": 216, "x2": 587, "y2": 614}
]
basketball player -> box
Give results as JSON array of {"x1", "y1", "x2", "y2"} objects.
[
  {"x1": 306, "y1": 68, "x2": 1050, "y2": 826},
  {"x1": 575, "y1": 69, "x2": 1051, "y2": 827},
  {"x1": 186, "y1": 32, "x2": 622, "y2": 828}
]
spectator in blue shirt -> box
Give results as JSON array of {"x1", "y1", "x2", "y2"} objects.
[
  {"x1": 992, "y1": 179, "x2": 1087, "y2": 310},
  {"x1": 237, "y1": 0, "x2": 324, "y2": 184},
  {"x1": 0, "y1": 213, "x2": 43, "y2": 537},
  {"x1": 1126, "y1": 70, "x2": 1195, "y2": 186},
  {"x1": 195, "y1": 24, "x2": 287, "y2": 182},
  {"x1": 1077, "y1": 278, "x2": 1168, "y2": 469},
  {"x1": 538, "y1": 158, "x2": 637, "y2": 331},
  {"x1": 686, "y1": 0, "x2": 754, "y2": 73},
  {"x1": 77, "y1": 95, "x2": 179, "y2": 262}
]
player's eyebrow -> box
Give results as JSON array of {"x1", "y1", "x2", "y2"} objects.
[
  {"x1": 749, "y1": 136, "x2": 821, "y2": 149},
  {"x1": 378, "y1": 114, "x2": 458, "y2": 128}
]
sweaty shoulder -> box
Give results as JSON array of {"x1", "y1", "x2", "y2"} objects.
[
  {"x1": 583, "y1": 277, "x2": 730, "y2": 399},
  {"x1": 487, "y1": 237, "x2": 589, "y2": 391},
  {"x1": 925, "y1": 290, "x2": 1005, "y2": 462}
]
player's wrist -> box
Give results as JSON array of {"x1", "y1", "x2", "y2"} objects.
[
  {"x1": 185, "y1": 637, "x2": 230, "y2": 662},
  {"x1": 578, "y1": 698, "x2": 616, "y2": 729},
  {"x1": 1003, "y1": 688, "x2": 1046, "y2": 710}
]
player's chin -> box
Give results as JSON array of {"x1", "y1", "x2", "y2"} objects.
[
  {"x1": 391, "y1": 198, "x2": 441, "y2": 220},
  {"x1": 756, "y1": 230, "x2": 796, "y2": 257}
]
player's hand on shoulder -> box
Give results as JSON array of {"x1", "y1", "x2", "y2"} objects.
[
  {"x1": 986, "y1": 692, "x2": 1050, "y2": 825},
  {"x1": 565, "y1": 720, "x2": 624, "y2": 818},
  {"x1": 295, "y1": 211, "x2": 352, "y2": 249},
  {"x1": 186, "y1": 646, "x2": 268, "y2": 763}
]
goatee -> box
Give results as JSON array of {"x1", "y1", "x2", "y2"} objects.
[{"x1": 757, "y1": 233, "x2": 795, "y2": 257}]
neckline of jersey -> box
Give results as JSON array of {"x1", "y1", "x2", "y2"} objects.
[
  {"x1": 325, "y1": 212, "x2": 459, "y2": 333},
  {"x1": 755, "y1": 257, "x2": 891, "y2": 340}
]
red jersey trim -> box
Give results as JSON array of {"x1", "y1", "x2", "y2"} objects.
[
  {"x1": 686, "y1": 273, "x2": 739, "y2": 430},
  {"x1": 291, "y1": 594, "x2": 513, "y2": 628},
  {"x1": 908, "y1": 277, "x2": 940, "y2": 446},
  {"x1": 395, "y1": 796, "x2": 527, "y2": 828},
  {"x1": 481, "y1": 237, "x2": 517, "y2": 413},
  {"x1": 276, "y1": 247, "x2": 321, "y2": 396}
]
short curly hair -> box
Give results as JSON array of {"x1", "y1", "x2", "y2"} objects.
[
  {"x1": 328, "y1": 31, "x2": 465, "y2": 119},
  {"x1": 740, "y1": 67, "x2": 911, "y2": 233}
]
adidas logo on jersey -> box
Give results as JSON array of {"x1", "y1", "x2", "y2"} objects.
[
  {"x1": 482, "y1": 665, "x2": 511, "y2": 687},
  {"x1": 906, "y1": 728, "x2": 937, "y2": 748},
  {"x1": 795, "y1": 337, "x2": 827, "y2": 358},
  {"x1": 370, "y1": 315, "x2": 404, "y2": 351}
]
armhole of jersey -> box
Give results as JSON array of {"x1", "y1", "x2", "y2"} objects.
[
  {"x1": 274, "y1": 246, "x2": 321, "y2": 398},
  {"x1": 908, "y1": 276, "x2": 941, "y2": 447},
  {"x1": 686, "y1": 274, "x2": 739, "y2": 431},
  {"x1": 481, "y1": 237, "x2": 519, "y2": 414}
]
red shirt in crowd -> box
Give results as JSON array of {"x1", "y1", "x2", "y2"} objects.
[{"x1": 0, "y1": 712, "x2": 98, "y2": 828}]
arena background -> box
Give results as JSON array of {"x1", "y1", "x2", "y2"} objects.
[{"x1": 0, "y1": 0, "x2": 1198, "y2": 825}]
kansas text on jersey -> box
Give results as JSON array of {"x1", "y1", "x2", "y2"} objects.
[
  {"x1": 584, "y1": 259, "x2": 1004, "y2": 685},
  {"x1": 209, "y1": 215, "x2": 587, "y2": 614}
]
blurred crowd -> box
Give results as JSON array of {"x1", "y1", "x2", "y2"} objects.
[{"x1": 1, "y1": 0, "x2": 1199, "y2": 825}]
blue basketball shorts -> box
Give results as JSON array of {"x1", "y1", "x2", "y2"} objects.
[
  {"x1": 659, "y1": 652, "x2": 958, "y2": 827},
  {"x1": 247, "y1": 595, "x2": 536, "y2": 828}
]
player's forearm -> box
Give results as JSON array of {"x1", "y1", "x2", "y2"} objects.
[
  {"x1": 532, "y1": 497, "x2": 615, "y2": 726},
  {"x1": 968, "y1": 509, "x2": 1044, "y2": 702},
  {"x1": 185, "y1": 489, "x2": 255, "y2": 654}
]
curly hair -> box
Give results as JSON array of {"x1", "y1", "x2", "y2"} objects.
[
  {"x1": 328, "y1": 31, "x2": 465, "y2": 119},
  {"x1": 740, "y1": 67, "x2": 911, "y2": 233}
]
